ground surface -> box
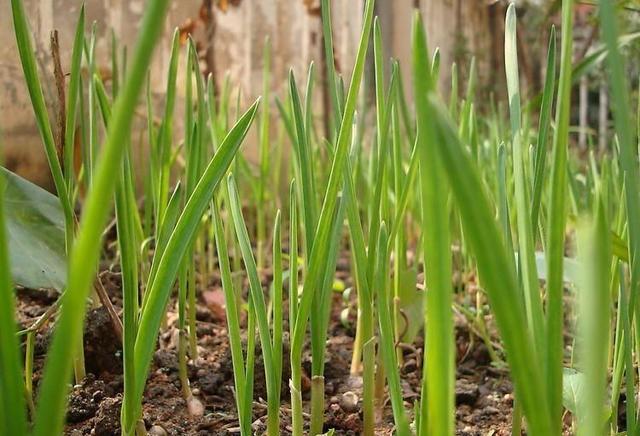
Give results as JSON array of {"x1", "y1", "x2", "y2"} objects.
[{"x1": 17, "y1": 260, "x2": 529, "y2": 435}]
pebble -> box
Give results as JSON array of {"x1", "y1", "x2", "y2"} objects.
[
  {"x1": 187, "y1": 395, "x2": 205, "y2": 416},
  {"x1": 483, "y1": 405, "x2": 500, "y2": 415},
  {"x1": 340, "y1": 391, "x2": 359, "y2": 413},
  {"x1": 148, "y1": 425, "x2": 168, "y2": 436}
]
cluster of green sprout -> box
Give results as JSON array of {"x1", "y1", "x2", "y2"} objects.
[{"x1": 1, "y1": 0, "x2": 639, "y2": 435}]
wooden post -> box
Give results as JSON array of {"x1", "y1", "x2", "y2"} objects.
[
  {"x1": 579, "y1": 75, "x2": 588, "y2": 150},
  {"x1": 599, "y1": 80, "x2": 608, "y2": 151}
]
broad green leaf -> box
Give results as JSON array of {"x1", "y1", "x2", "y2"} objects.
[
  {"x1": 396, "y1": 266, "x2": 421, "y2": 342},
  {"x1": 0, "y1": 167, "x2": 66, "y2": 291},
  {"x1": 514, "y1": 251, "x2": 580, "y2": 284},
  {"x1": 562, "y1": 367, "x2": 585, "y2": 416},
  {"x1": 534, "y1": 252, "x2": 580, "y2": 284},
  {"x1": 562, "y1": 368, "x2": 611, "y2": 428}
]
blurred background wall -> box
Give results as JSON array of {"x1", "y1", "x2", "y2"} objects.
[{"x1": 0, "y1": 0, "x2": 565, "y2": 189}]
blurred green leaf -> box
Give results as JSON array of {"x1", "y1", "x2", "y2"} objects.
[
  {"x1": 573, "y1": 32, "x2": 640, "y2": 83},
  {"x1": 396, "y1": 266, "x2": 421, "y2": 343},
  {"x1": 0, "y1": 167, "x2": 65, "y2": 291},
  {"x1": 562, "y1": 367, "x2": 585, "y2": 416},
  {"x1": 562, "y1": 367, "x2": 611, "y2": 427}
]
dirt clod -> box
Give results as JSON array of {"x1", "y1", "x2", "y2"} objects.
[
  {"x1": 455, "y1": 379, "x2": 479, "y2": 406},
  {"x1": 84, "y1": 306, "x2": 122, "y2": 375},
  {"x1": 153, "y1": 349, "x2": 179, "y2": 371},
  {"x1": 93, "y1": 397, "x2": 121, "y2": 436}
]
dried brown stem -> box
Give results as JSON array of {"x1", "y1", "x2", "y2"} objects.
[
  {"x1": 96, "y1": 275, "x2": 124, "y2": 342},
  {"x1": 50, "y1": 30, "x2": 66, "y2": 168}
]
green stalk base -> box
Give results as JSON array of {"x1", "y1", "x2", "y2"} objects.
[{"x1": 310, "y1": 375, "x2": 325, "y2": 435}]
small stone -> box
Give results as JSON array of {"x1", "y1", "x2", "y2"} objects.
[
  {"x1": 340, "y1": 391, "x2": 359, "y2": 413},
  {"x1": 187, "y1": 395, "x2": 205, "y2": 416},
  {"x1": 148, "y1": 425, "x2": 168, "y2": 436},
  {"x1": 483, "y1": 405, "x2": 500, "y2": 415}
]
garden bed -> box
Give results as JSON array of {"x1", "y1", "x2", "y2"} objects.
[{"x1": 18, "y1": 263, "x2": 529, "y2": 435}]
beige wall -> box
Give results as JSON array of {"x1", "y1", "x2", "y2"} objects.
[
  {"x1": 0, "y1": 0, "x2": 367, "y2": 187},
  {"x1": 388, "y1": 0, "x2": 505, "y2": 99},
  {"x1": 1, "y1": 0, "x2": 501, "y2": 188}
]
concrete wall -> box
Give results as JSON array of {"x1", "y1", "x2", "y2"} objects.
[
  {"x1": 0, "y1": 0, "x2": 502, "y2": 188},
  {"x1": 0, "y1": 0, "x2": 367, "y2": 187}
]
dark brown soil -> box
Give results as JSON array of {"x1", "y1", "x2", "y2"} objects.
[{"x1": 16, "y1": 265, "x2": 528, "y2": 435}]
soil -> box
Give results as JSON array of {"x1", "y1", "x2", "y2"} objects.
[{"x1": 16, "y1": 261, "x2": 544, "y2": 435}]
